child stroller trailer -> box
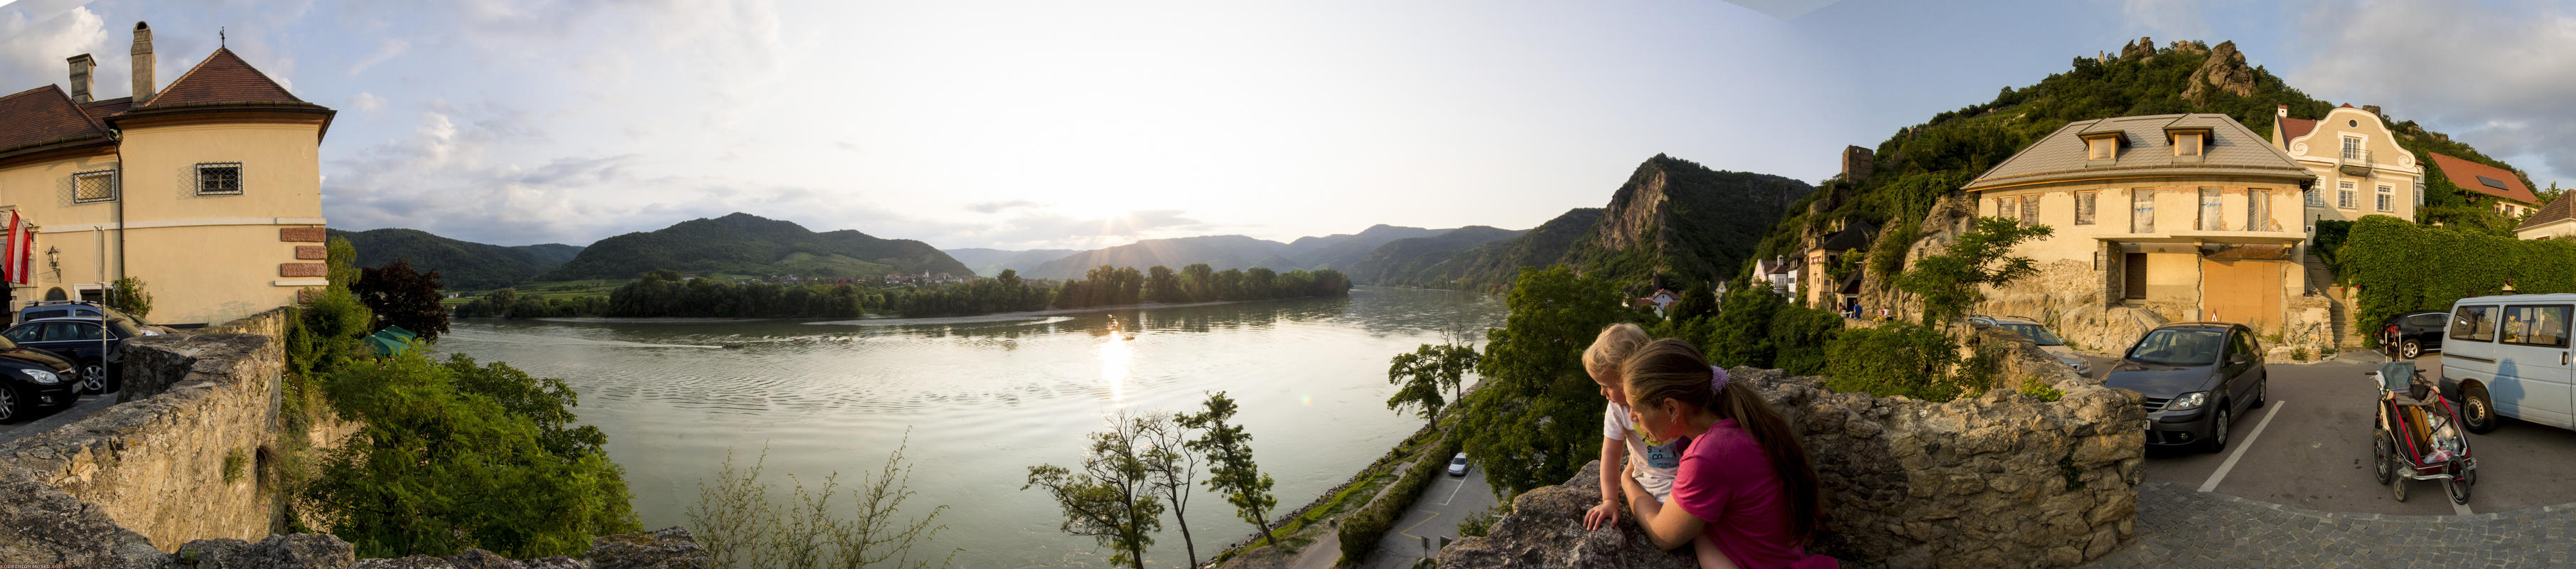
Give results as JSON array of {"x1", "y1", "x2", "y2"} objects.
[{"x1": 2371, "y1": 361, "x2": 2476, "y2": 504}]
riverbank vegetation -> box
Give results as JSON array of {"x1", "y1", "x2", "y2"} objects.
[
  {"x1": 279, "y1": 237, "x2": 642, "y2": 557},
  {"x1": 1029, "y1": 392, "x2": 1283, "y2": 568},
  {"x1": 686, "y1": 442, "x2": 955, "y2": 569},
  {"x1": 450, "y1": 263, "x2": 1353, "y2": 319}
]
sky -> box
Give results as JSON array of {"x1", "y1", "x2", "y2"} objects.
[{"x1": 0, "y1": 0, "x2": 2570, "y2": 250}]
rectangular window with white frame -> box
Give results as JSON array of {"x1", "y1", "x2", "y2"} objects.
[
  {"x1": 2377, "y1": 184, "x2": 2394, "y2": 212},
  {"x1": 73, "y1": 169, "x2": 116, "y2": 203},
  {"x1": 2199, "y1": 188, "x2": 2223, "y2": 230},
  {"x1": 2338, "y1": 181, "x2": 2356, "y2": 209},
  {"x1": 195, "y1": 162, "x2": 243, "y2": 196},
  {"x1": 2304, "y1": 188, "x2": 2322, "y2": 207}
]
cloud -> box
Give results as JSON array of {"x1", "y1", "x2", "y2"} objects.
[
  {"x1": 0, "y1": 5, "x2": 107, "y2": 92},
  {"x1": 966, "y1": 199, "x2": 1038, "y2": 214},
  {"x1": 348, "y1": 91, "x2": 385, "y2": 111},
  {"x1": 2286, "y1": 0, "x2": 2576, "y2": 185},
  {"x1": 346, "y1": 38, "x2": 406, "y2": 75}
]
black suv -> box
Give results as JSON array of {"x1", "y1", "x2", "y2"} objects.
[
  {"x1": 2377, "y1": 310, "x2": 2449, "y2": 359},
  {"x1": 2, "y1": 317, "x2": 152, "y2": 394},
  {"x1": 0, "y1": 335, "x2": 84, "y2": 423},
  {"x1": 2105, "y1": 322, "x2": 2268, "y2": 452}
]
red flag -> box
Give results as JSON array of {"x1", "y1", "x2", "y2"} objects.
[{"x1": 6, "y1": 212, "x2": 28, "y2": 285}]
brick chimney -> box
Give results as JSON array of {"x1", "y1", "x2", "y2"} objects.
[
  {"x1": 129, "y1": 21, "x2": 154, "y2": 105},
  {"x1": 65, "y1": 54, "x2": 94, "y2": 103}
]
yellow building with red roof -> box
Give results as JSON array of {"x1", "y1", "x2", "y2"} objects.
[{"x1": 0, "y1": 21, "x2": 333, "y2": 325}]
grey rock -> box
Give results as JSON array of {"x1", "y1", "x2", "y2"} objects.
[{"x1": 587, "y1": 527, "x2": 707, "y2": 569}]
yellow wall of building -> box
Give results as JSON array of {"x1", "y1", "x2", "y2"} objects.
[
  {"x1": 0, "y1": 120, "x2": 325, "y2": 324},
  {"x1": 2284, "y1": 107, "x2": 2422, "y2": 225},
  {"x1": 1972, "y1": 175, "x2": 2312, "y2": 324}
]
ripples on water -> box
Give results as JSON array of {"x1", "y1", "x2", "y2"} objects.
[{"x1": 436, "y1": 287, "x2": 1504, "y2": 568}]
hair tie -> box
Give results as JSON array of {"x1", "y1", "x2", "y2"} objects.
[{"x1": 1710, "y1": 366, "x2": 1731, "y2": 393}]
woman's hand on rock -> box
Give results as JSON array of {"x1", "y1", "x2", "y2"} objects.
[{"x1": 1584, "y1": 501, "x2": 1620, "y2": 531}]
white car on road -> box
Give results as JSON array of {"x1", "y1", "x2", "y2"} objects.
[{"x1": 1447, "y1": 452, "x2": 1469, "y2": 476}]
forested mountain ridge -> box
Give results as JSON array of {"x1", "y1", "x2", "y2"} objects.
[
  {"x1": 540, "y1": 213, "x2": 972, "y2": 281},
  {"x1": 1755, "y1": 38, "x2": 2540, "y2": 268},
  {"x1": 1281, "y1": 224, "x2": 1449, "y2": 271},
  {"x1": 328, "y1": 228, "x2": 585, "y2": 291},
  {"x1": 1346, "y1": 225, "x2": 1525, "y2": 285},
  {"x1": 1360, "y1": 154, "x2": 1813, "y2": 292},
  {"x1": 1025, "y1": 235, "x2": 1292, "y2": 279},
  {"x1": 943, "y1": 248, "x2": 1079, "y2": 277}
]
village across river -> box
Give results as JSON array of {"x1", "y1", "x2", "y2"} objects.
[{"x1": 436, "y1": 286, "x2": 1505, "y2": 568}]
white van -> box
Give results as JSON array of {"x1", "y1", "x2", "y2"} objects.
[{"x1": 2437, "y1": 293, "x2": 2576, "y2": 434}]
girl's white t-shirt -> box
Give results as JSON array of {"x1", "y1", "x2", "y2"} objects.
[{"x1": 1603, "y1": 401, "x2": 1685, "y2": 501}]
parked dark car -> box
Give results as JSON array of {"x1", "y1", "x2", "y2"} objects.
[
  {"x1": 1, "y1": 317, "x2": 149, "y2": 395},
  {"x1": 2105, "y1": 322, "x2": 2268, "y2": 452},
  {"x1": 0, "y1": 336, "x2": 83, "y2": 423},
  {"x1": 2378, "y1": 310, "x2": 2449, "y2": 359}
]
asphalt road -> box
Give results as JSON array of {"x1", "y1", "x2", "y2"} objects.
[
  {"x1": 0, "y1": 390, "x2": 117, "y2": 445},
  {"x1": 1362, "y1": 459, "x2": 1498, "y2": 569},
  {"x1": 2086, "y1": 351, "x2": 2576, "y2": 516}
]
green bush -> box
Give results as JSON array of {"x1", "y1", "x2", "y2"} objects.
[
  {"x1": 304, "y1": 351, "x2": 640, "y2": 557},
  {"x1": 1336, "y1": 434, "x2": 1462, "y2": 567},
  {"x1": 1702, "y1": 284, "x2": 1843, "y2": 373},
  {"x1": 2341, "y1": 215, "x2": 2576, "y2": 338},
  {"x1": 1824, "y1": 321, "x2": 1965, "y2": 401}
]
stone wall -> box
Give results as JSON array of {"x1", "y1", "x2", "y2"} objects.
[
  {"x1": 0, "y1": 331, "x2": 289, "y2": 549},
  {"x1": 0, "y1": 309, "x2": 711, "y2": 568},
  {"x1": 1440, "y1": 356, "x2": 2145, "y2": 568}
]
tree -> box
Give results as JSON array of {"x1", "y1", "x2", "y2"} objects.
[
  {"x1": 1895, "y1": 217, "x2": 2053, "y2": 326},
  {"x1": 305, "y1": 351, "x2": 640, "y2": 557},
  {"x1": 1146, "y1": 265, "x2": 1181, "y2": 304},
  {"x1": 2541, "y1": 181, "x2": 2566, "y2": 206},
  {"x1": 1385, "y1": 340, "x2": 1478, "y2": 429},
  {"x1": 354, "y1": 259, "x2": 453, "y2": 341},
  {"x1": 105, "y1": 277, "x2": 152, "y2": 320},
  {"x1": 1179, "y1": 391, "x2": 1277, "y2": 547},
  {"x1": 1137, "y1": 414, "x2": 1201, "y2": 568},
  {"x1": 1454, "y1": 266, "x2": 1629, "y2": 497},
  {"x1": 1026, "y1": 414, "x2": 1162, "y2": 569}
]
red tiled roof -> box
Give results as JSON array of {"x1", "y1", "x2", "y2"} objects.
[
  {"x1": 2279, "y1": 117, "x2": 2318, "y2": 142},
  {"x1": 0, "y1": 85, "x2": 112, "y2": 152},
  {"x1": 80, "y1": 97, "x2": 132, "y2": 119},
  {"x1": 139, "y1": 48, "x2": 304, "y2": 108},
  {"x1": 2428, "y1": 152, "x2": 2539, "y2": 206}
]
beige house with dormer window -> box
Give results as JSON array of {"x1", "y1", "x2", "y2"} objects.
[
  {"x1": 2268, "y1": 104, "x2": 2424, "y2": 232},
  {"x1": 0, "y1": 22, "x2": 331, "y2": 325},
  {"x1": 1961, "y1": 113, "x2": 2331, "y2": 352}
]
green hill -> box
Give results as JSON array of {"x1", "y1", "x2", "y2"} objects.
[
  {"x1": 540, "y1": 213, "x2": 972, "y2": 281},
  {"x1": 329, "y1": 228, "x2": 585, "y2": 291},
  {"x1": 1281, "y1": 224, "x2": 1449, "y2": 271},
  {"x1": 942, "y1": 248, "x2": 1079, "y2": 277},
  {"x1": 1363, "y1": 154, "x2": 1813, "y2": 292},
  {"x1": 1347, "y1": 225, "x2": 1525, "y2": 285},
  {"x1": 1756, "y1": 38, "x2": 2538, "y2": 267}
]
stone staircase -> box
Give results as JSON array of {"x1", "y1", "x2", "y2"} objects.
[{"x1": 2302, "y1": 253, "x2": 2351, "y2": 347}]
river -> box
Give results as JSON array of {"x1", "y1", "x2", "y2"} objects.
[{"x1": 435, "y1": 286, "x2": 1506, "y2": 568}]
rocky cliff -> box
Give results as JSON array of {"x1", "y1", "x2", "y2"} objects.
[
  {"x1": 1440, "y1": 358, "x2": 2145, "y2": 568},
  {"x1": 2182, "y1": 41, "x2": 2256, "y2": 105}
]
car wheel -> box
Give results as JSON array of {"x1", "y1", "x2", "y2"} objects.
[
  {"x1": 2402, "y1": 339, "x2": 2422, "y2": 360},
  {"x1": 77, "y1": 364, "x2": 103, "y2": 395},
  {"x1": 2462, "y1": 384, "x2": 2500, "y2": 435},
  {"x1": 2204, "y1": 406, "x2": 2232, "y2": 453},
  {"x1": 0, "y1": 385, "x2": 20, "y2": 423}
]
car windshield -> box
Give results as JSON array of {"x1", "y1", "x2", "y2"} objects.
[
  {"x1": 2002, "y1": 324, "x2": 2066, "y2": 346},
  {"x1": 2127, "y1": 329, "x2": 2224, "y2": 366}
]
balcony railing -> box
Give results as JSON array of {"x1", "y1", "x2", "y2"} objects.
[{"x1": 2339, "y1": 148, "x2": 2373, "y2": 176}]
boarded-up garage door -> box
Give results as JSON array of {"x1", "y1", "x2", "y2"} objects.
[{"x1": 2201, "y1": 259, "x2": 2282, "y2": 331}]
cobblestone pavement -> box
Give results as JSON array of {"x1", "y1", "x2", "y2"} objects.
[{"x1": 2082, "y1": 479, "x2": 2574, "y2": 568}]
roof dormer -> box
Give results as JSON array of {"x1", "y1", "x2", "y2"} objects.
[
  {"x1": 2165, "y1": 126, "x2": 2213, "y2": 164},
  {"x1": 2079, "y1": 127, "x2": 2126, "y2": 166}
]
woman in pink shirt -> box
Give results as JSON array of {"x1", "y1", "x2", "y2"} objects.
[{"x1": 1617, "y1": 339, "x2": 1839, "y2": 569}]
